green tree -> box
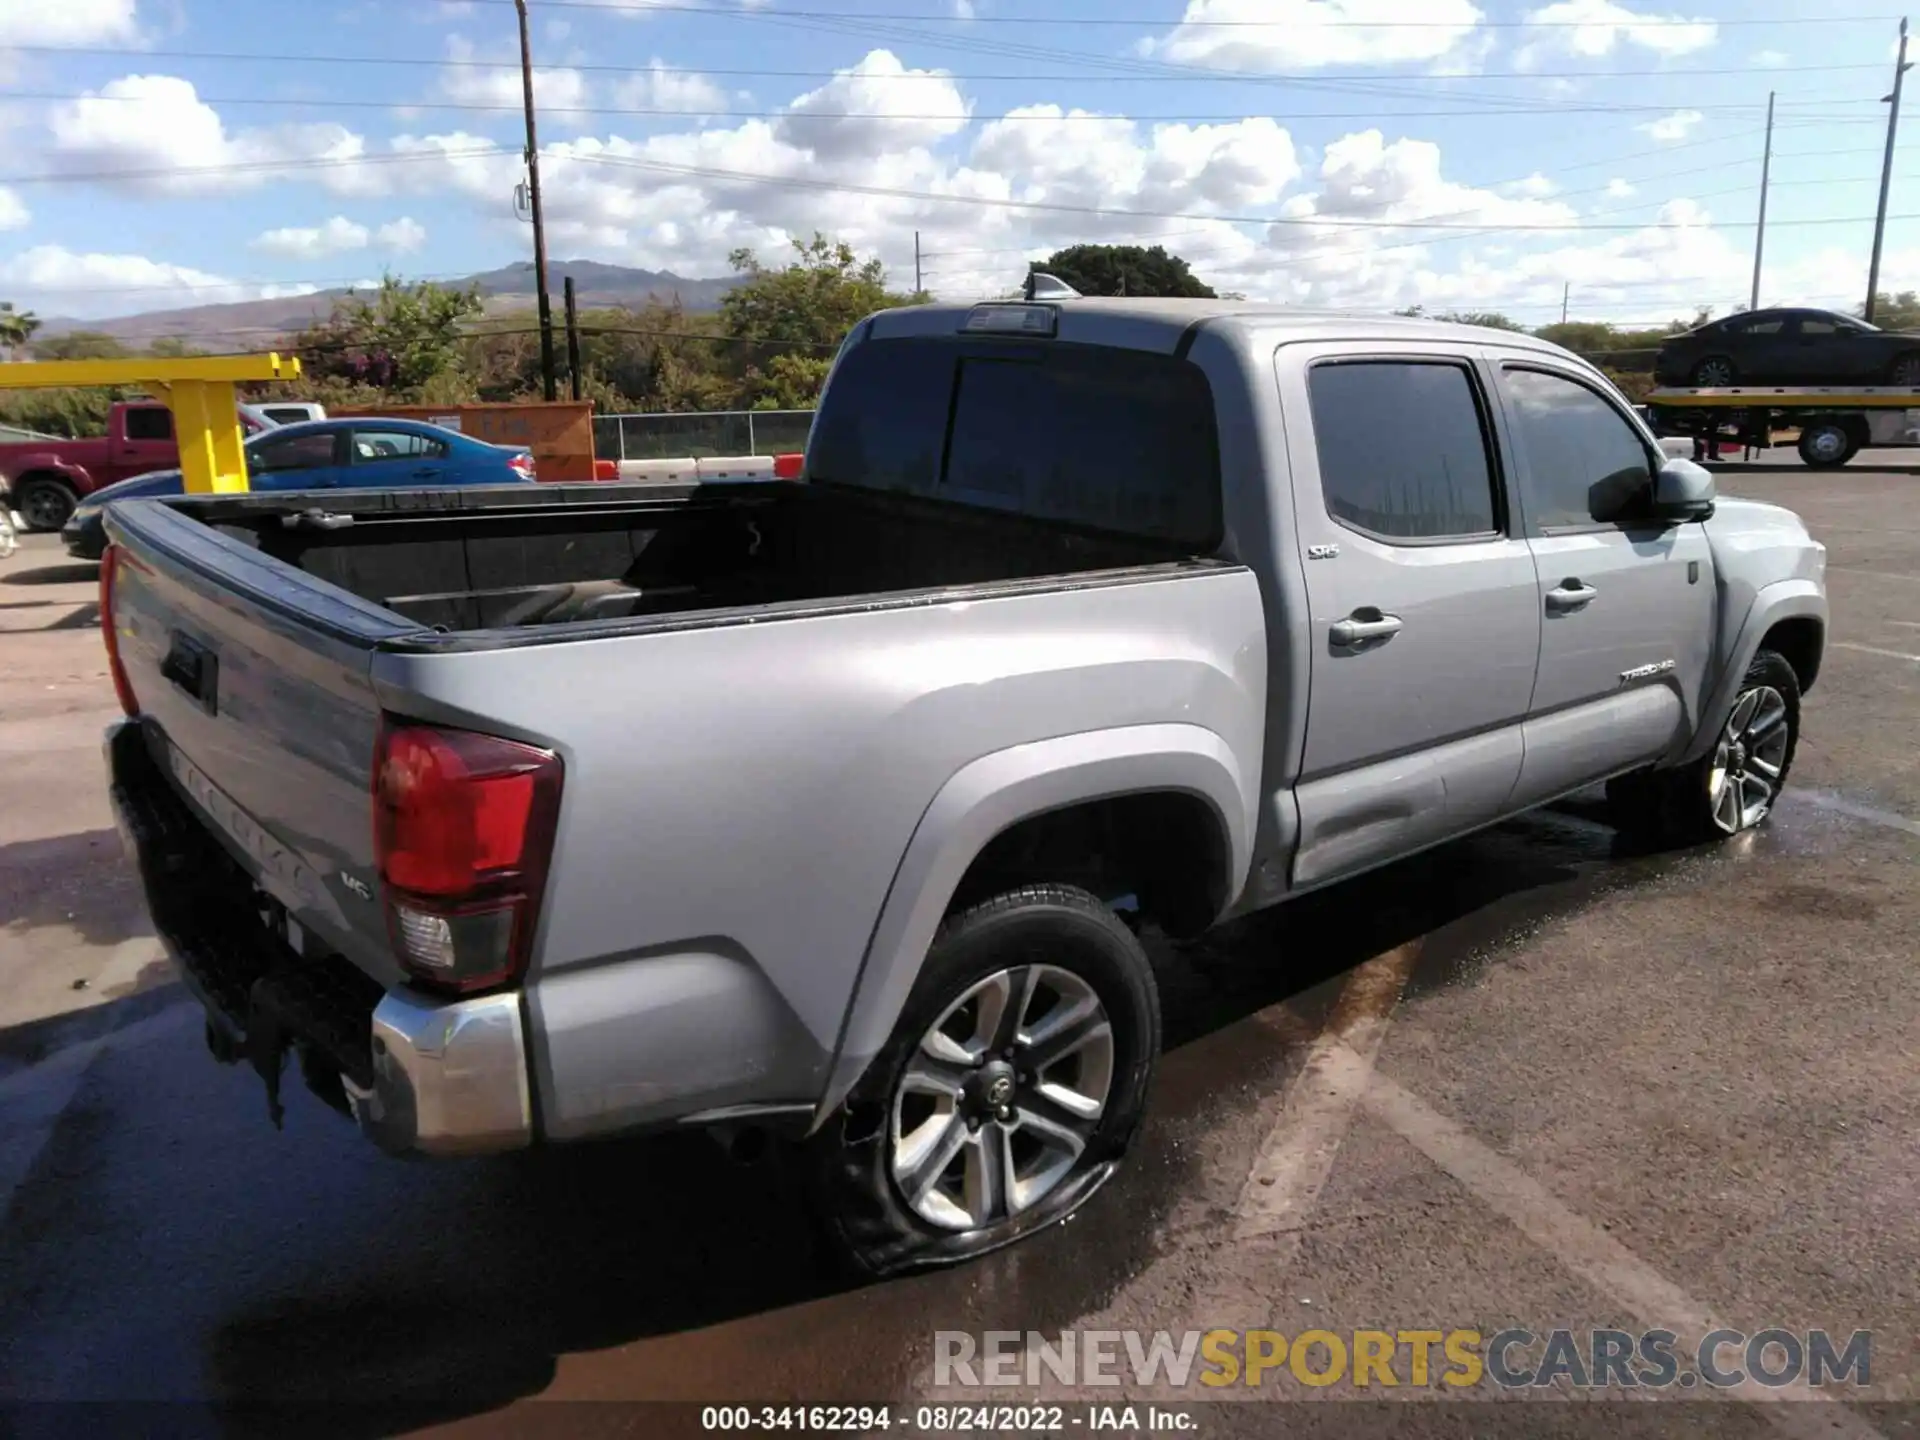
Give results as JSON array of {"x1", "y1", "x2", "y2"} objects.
[
  {"x1": 1434, "y1": 310, "x2": 1528, "y2": 332},
  {"x1": 147, "y1": 336, "x2": 207, "y2": 359},
  {"x1": 31, "y1": 330, "x2": 130, "y2": 361},
  {"x1": 1031, "y1": 244, "x2": 1216, "y2": 298},
  {"x1": 721, "y1": 234, "x2": 915, "y2": 409},
  {"x1": 1, "y1": 301, "x2": 42, "y2": 359},
  {"x1": 720, "y1": 234, "x2": 903, "y2": 349},
  {"x1": 296, "y1": 275, "x2": 484, "y2": 397},
  {"x1": 1860, "y1": 291, "x2": 1920, "y2": 330}
]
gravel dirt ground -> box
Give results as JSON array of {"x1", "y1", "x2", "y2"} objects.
[{"x1": 0, "y1": 461, "x2": 1915, "y2": 1439}]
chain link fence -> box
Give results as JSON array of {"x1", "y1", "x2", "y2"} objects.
[{"x1": 595, "y1": 409, "x2": 815, "y2": 461}]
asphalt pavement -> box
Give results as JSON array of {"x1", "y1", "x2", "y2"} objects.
[{"x1": 0, "y1": 465, "x2": 1915, "y2": 1438}]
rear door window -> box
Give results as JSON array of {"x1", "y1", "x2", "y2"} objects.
[
  {"x1": 809, "y1": 336, "x2": 1221, "y2": 546},
  {"x1": 123, "y1": 408, "x2": 174, "y2": 441}
]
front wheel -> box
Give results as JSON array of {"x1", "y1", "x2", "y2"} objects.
[
  {"x1": 808, "y1": 883, "x2": 1159, "y2": 1278},
  {"x1": 1609, "y1": 649, "x2": 1802, "y2": 846},
  {"x1": 15, "y1": 477, "x2": 77, "y2": 532},
  {"x1": 1691, "y1": 356, "x2": 1737, "y2": 387}
]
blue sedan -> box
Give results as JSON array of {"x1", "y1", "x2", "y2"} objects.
[{"x1": 63, "y1": 417, "x2": 538, "y2": 560}]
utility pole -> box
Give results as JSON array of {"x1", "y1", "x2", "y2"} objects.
[
  {"x1": 914, "y1": 231, "x2": 923, "y2": 295},
  {"x1": 515, "y1": 0, "x2": 558, "y2": 401},
  {"x1": 1751, "y1": 91, "x2": 1775, "y2": 312},
  {"x1": 1867, "y1": 18, "x2": 1912, "y2": 325},
  {"x1": 1561, "y1": 282, "x2": 1570, "y2": 324},
  {"x1": 563, "y1": 276, "x2": 583, "y2": 402}
]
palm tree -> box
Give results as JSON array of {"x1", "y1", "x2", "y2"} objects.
[{"x1": 1, "y1": 302, "x2": 43, "y2": 360}]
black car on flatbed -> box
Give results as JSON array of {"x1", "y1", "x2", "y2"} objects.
[{"x1": 1655, "y1": 307, "x2": 1920, "y2": 389}]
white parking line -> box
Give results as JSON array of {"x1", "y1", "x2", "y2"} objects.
[
  {"x1": 1787, "y1": 790, "x2": 1920, "y2": 839},
  {"x1": 1831, "y1": 641, "x2": 1920, "y2": 662},
  {"x1": 1362, "y1": 1067, "x2": 1890, "y2": 1436},
  {"x1": 1232, "y1": 942, "x2": 1420, "y2": 1241}
]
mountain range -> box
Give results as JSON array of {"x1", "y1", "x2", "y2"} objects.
[{"x1": 35, "y1": 260, "x2": 736, "y2": 348}]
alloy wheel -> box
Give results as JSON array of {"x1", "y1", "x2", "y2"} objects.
[
  {"x1": 889, "y1": 964, "x2": 1114, "y2": 1232},
  {"x1": 1708, "y1": 685, "x2": 1792, "y2": 834},
  {"x1": 1694, "y1": 358, "x2": 1736, "y2": 387}
]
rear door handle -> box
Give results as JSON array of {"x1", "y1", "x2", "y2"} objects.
[
  {"x1": 1546, "y1": 580, "x2": 1599, "y2": 612},
  {"x1": 1330, "y1": 609, "x2": 1403, "y2": 646}
]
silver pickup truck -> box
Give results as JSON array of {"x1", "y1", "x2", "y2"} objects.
[{"x1": 101, "y1": 298, "x2": 1827, "y2": 1275}]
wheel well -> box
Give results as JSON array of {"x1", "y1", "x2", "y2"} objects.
[
  {"x1": 14, "y1": 469, "x2": 76, "y2": 493},
  {"x1": 1762, "y1": 617, "x2": 1824, "y2": 695},
  {"x1": 948, "y1": 792, "x2": 1230, "y2": 940}
]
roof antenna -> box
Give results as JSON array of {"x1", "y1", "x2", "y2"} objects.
[{"x1": 1024, "y1": 272, "x2": 1081, "y2": 301}]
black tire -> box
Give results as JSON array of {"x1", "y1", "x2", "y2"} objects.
[
  {"x1": 808, "y1": 883, "x2": 1159, "y2": 1279},
  {"x1": 1888, "y1": 352, "x2": 1920, "y2": 387},
  {"x1": 1691, "y1": 356, "x2": 1737, "y2": 387},
  {"x1": 1797, "y1": 421, "x2": 1858, "y2": 469},
  {"x1": 15, "y1": 475, "x2": 78, "y2": 532},
  {"x1": 1608, "y1": 649, "x2": 1802, "y2": 847}
]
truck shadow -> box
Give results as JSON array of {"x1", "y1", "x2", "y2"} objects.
[{"x1": 176, "y1": 801, "x2": 1692, "y2": 1431}]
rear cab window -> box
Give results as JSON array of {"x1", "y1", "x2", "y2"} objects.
[{"x1": 807, "y1": 332, "x2": 1223, "y2": 548}]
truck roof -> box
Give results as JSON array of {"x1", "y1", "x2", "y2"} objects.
[{"x1": 867, "y1": 297, "x2": 1575, "y2": 361}]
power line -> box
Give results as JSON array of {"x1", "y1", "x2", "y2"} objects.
[
  {"x1": 2, "y1": 44, "x2": 1890, "y2": 82},
  {"x1": 332, "y1": 0, "x2": 1904, "y2": 27},
  {"x1": 2, "y1": 88, "x2": 1841, "y2": 121}
]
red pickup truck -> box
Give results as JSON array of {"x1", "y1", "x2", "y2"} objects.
[{"x1": 0, "y1": 399, "x2": 273, "y2": 532}]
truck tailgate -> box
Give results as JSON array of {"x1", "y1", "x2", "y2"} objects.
[{"x1": 105, "y1": 501, "x2": 423, "y2": 984}]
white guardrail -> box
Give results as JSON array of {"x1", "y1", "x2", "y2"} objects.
[{"x1": 612, "y1": 455, "x2": 780, "y2": 483}]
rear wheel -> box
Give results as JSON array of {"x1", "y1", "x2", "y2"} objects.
[
  {"x1": 15, "y1": 476, "x2": 77, "y2": 532},
  {"x1": 1609, "y1": 649, "x2": 1801, "y2": 846},
  {"x1": 1797, "y1": 421, "x2": 1858, "y2": 469},
  {"x1": 809, "y1": 883, "x2": 1159, "y2": 1278},
  {"x1": 1691, "y1": 356, "x2": 1737, "y2": 387},
  {"x1": 1888, "y1": 352, "x2": 1920, "y2": 387}
]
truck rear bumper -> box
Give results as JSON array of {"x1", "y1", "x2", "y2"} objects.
[{"x1": 105, "y1": 718, "x2": 534, "y2": 1157}]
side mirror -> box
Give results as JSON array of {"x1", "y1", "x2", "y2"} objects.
[{"x1": 1652, "y1": 457, "x2": 1716, "y2": 523}]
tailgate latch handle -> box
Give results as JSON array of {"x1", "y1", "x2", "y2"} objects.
[{"x1": 161, "y1": 632, "x2": 220, "y2": 716}]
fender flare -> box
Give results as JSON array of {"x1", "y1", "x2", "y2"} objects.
[
  {"x1": 5, "y1": 457, "x2": 92, "y2": 493},
  {"x1": 1680, "y1": 579, "x2": 1827, "y2": 765},
  {"x1": 812, "y1": 723, "x2": 1254, "y2": 1127}
]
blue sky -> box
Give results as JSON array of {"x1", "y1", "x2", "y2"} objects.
[{"x1": 2, "y1": 0, "x2": 1917, "y2": 327}]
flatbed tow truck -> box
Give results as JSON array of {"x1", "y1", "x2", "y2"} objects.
[{"x1": 1644, "y1": 384, "x2": 1920, "y2": 468}]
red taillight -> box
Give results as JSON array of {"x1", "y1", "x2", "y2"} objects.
[
  {"x1": 373, "y1": 718, "x2": 563, "y2": 995},
  {"x1": 773, "y1": 452, "x2": 805, "y2": 480},
  {"x1": 100, "y1": 545, "x2": 139, "y2": 717},
  {"x1": 508, "y1": 451, "x2": 537, "y2": 481},
  {"x1": 593, "y1": 458, "x2": 618, "y2": 481}
]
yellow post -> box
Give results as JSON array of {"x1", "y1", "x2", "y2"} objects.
[{"x1": 0, "y1": 353, "x2": 302, "y2": 493}]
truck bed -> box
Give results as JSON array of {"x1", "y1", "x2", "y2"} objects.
[{"x1": 169, "y1": 480, "x2": 1191, "y2": 637}]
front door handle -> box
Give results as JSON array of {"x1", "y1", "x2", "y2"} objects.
[
  {"x1": 412, "y1": 466, "x2": 444, "y2": 479},
  {"x1": 1330, "y1": 608, "x2": 1403, "y2": 646},
  {"x1": 1546, "y1": 580, "x2": 1599, "y2": 612}
]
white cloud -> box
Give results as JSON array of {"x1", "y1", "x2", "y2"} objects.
[
  {"x1": 954, "y1": 0, "x2": 977, "y2": 15},
  {"x1": 0, "y1": 244, "x2": 322, "y2": 318},
  {"x1": 616, "y1": 61, "x2": 729, "y2": 114},
  {"x1": 1637, "y1": 108, "x2": 1703, "y2": 142},
  {"x1": 777, "y1": 51, "x2": 971, "y2": 160},
  {"x1": 1520, "y1": 0, "x2": 1715, "y2": 60},
  {"x1": 377, "y1": 217, "x2": 428, "y2": 252},
  {"x1": 0, "y1": 0, "x2": 139, "y2": 45},
  {"x1": 46, "y1": 75, "x2": 382, "y2": 197},
  {"x1": 1147, "y1": 0, "x2": 1485, "y2": 72},
  {"x1": 1752, "y1": 49, "x2": 1788, "y2": 67},
  {"x1": 0, "y1": 186, "x2": 28, "y2": 231},
  {"x1": 1506, "y1": 173, "x2": 1557, "y2": 199},
  {"x1": 441, "y1": 35, "x2": 590, "y2": 114},
  {"x1": 1606, "y1": 177, "x2": 1636, "y2": 197},
  {"x1": 251, "y1": 216, "x2": 370, "y2": 258}
]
